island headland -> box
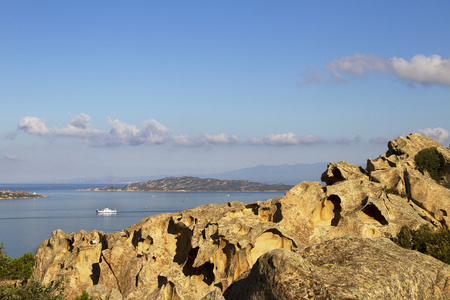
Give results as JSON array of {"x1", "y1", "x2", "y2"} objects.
[
  {"x1": 32, "y1": 133, "x2": 450, "y2": 299},
  {"x1": 85, "y1": 176, "x2": 293, "y2": 192},
  {"x1": 0, "y1": 190, "x2": 45, "y2": 199}
]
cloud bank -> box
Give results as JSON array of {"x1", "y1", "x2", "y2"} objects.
[
  {"x1": 13, "y1": 115, "x2": 447, "y2": 148},
  {"x1": 252, "y1": 133, "x2": 322, "y2": 146},
  {"x1": 15, "y1": 114, "x2": 317, "y2": 147},
  {"x1": 299, "y1": 54, "x2": 450, "y2": 87}
]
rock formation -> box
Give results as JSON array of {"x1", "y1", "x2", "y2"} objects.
[
  {"x1": 221, "y1": 237, "x2": 450, "y2": 300},
  {"x1": 32, "y1": 133, "x2": 450, "y2": 299}
]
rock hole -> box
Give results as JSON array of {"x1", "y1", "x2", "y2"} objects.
[
  {"x1": 222, "y1": 243, "x2": 236, "y2": 275},
  {"x1": 135, "y1": 265, "x2": 143, "y2": 287},
  {"x1": 158, "y1": 275, "x2": 168, "y2": 288},
  {"x1": 249, "y1": 229, "x2": 296, "y2": 266},
  {"x1": 440, "y1": 209, "x2": 448, "y2": 217},
  {"x1": 312, "y1": 195, "x2": 342, "y2": 226},
  {"x1": 329, "y1": 195, "x2": 342, "y2": 226},
  {"x1": 214, "y1": 282, "x2": 223, "y2": 291},
  {"x1": 168, "y1": 219, "x2": 193, "y2": 265},
  {"x1": 245, "y1": 203, "x2": 259, "y2": 215},
  {"x1": 90, "y1": 263, "x2": 100, "y2": 285},
  {"x1": 273, "y1": 202, "x2": 283, "y2": 223},
  {"x1": 332, "y1": 168, "x2": 343, "y2": 181},
  {"x1": 360, "y1": 204, "x2": 388, "y2": 225},
  {"x1": 66, "y1": 238, "x2": 74, "y2": 252},
  {"x1": 182, "y1": 247, "x2": 215, "y2": 285},
  {"x1": 131, "y1": 228, "x2": 144, "y2": 248}
]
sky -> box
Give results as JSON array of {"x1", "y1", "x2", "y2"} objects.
[{"x1": 1, "y1": 1, "x2": 449, "y2": 183}]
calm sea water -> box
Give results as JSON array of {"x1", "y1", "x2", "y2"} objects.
[{"x1": 0, "y1": 184, "x2": 284, "y2": 258}]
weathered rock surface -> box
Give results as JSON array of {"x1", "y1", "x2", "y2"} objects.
[
  {"x1": 222, "y1": 237, "x2": 450, "y2": 300},
  {"x1": 32, "y1": 133, "x2": 450, "y2": 299}
]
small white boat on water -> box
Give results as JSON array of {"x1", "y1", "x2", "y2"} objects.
[{"x1": 96, "y1": 207, "x2": 117, "y2": 214}]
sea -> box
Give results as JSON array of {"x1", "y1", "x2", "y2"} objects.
[{"x1": 0, "y1": 183, "x2": 285, "y2": 258}]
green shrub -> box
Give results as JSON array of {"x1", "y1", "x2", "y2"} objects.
[
  {"x1": 414, "y1": 147, "x2": 443, "y2": 177},
  {"x1": 0, "y1": 243, "x2": 13, "y2": 280},
  {"x1": 75, "y1": 290, "x2": 94, "y2": 300},
  {"x1": 0, "y1": 278, "x2": 65, "y2": 300},
  {"x1": 391, "y1": 224, "x2": 450, "y2": 264},
  {"x1": 412, "y1": 224, "x2": 450, "y2": 264},
  {"x1": 396, "y1": 225, "x2": 412, "y2": 249},
  {"x1": 0, "y1": 243, "x2": 36, "y2": 281}
]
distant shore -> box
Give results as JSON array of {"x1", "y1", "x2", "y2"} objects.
[
  {"x1": 0, "y1": 190, "x2": 46, "y2": 199},
  {"x1": 82, "y1": 176, "x2": 294, "y2": 193}
]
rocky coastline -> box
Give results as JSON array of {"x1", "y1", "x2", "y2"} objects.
[
  {"x1": 0, "y1": 190, "x2": 45, "y2": 199},
  {"x1": 31, "y1": 133, "x2": 450, "y2": 299},
  {"x1": 84, "y1": 176, "x2": 293, "y2": 192}
]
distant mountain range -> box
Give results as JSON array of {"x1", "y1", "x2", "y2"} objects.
[{"x1": 64, "y1": 162, "x2": 329, "y2": 186}]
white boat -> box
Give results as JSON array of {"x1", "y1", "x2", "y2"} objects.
[{"x1": 96, "y1": 207, "x2": 117, "y2": 214}]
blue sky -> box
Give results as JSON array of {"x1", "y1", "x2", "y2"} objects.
[{"x1": 1, "y1": 1, "x2": 449, "y2": 183}]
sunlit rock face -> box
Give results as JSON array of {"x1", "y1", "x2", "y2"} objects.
[
  {"x1": 221, "y1": 237, "x2": 450, "y2": 300},
  {"x1": 32, "y1": 133, "x2": 450, "y2": 300}
]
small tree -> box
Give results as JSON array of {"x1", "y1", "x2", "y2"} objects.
[
  {"x1": 75, "y1": 290, "x2": 94, "y2": 300},
  {"x1": 396, "y1": 225, "x2": 411, "y2": 249},
  {"x1": 0, "y1": 278, "x2": 66, "y2": 300},
  {"x1": 414, "y1": 147, "x2": 443, "y2": 177},
  {"x1": 0, "y1": 243, "x2": 13, "y2": 280},
  {"x1": 9, "y1": 252, "x2": 36, "y2": 280},
  {"x1": 392, "y1": 224, "x2": 450, "y2": 265}
]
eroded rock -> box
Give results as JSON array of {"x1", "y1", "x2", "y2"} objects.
[
  {"x1": 32, "y1": 133, "x2": 450, "y2": 299},
  {"x1": 223, "y1": 237, "x2": 450, "y2": 300}
]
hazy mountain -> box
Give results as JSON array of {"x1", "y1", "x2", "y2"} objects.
[
  {"x1": 64, "y1": 163, "x2": 328, "y2": 185},
  {"x1": 207, "y1": 163, "x2": 328, "y2": 185}
]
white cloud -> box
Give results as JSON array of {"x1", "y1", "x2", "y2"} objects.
[
  {"x1": 201, "y1": 133, "x2": 239, "y2": 145},
  {"x1": 140, "y1": 119, "x2": 169, "y2": 144},
  {"x1": 14, "y1": 114, "x2": 239, "y2": 148},
  {"x1": 176, "y1": 133, "x2": 239, "y2": 147},
  {"x1": 4, "y1": 154, "x2": 22, "y2": 161},
  {"x1": 300, "y1": 54, "x2": 450, "y2": 87},
  {"x1": 390, "y1": 55, "x2": 450, "y2": 86},
  {"x1": 325, "y1": 54, "x2": 389, "y2": 82},
  {"x1": 106, "y1": 118, "x2": 142, "y2": 146},
  {"x1": 417, "y1": 127, "x2": 449, "y2": 144},
  {"x1": 17, "y1": 116, "x2": 50, "y2": 136},
  {"x1": 260, "y1": 132, "x2": 322, "y2": 146},
  {"x1": 54, "y1": 114, "x2": 104, "y2": 144},
  {"x1": 54, "y1": 115, "x2": 170, "y2": 146}
]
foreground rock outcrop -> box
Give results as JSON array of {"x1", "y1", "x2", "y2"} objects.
[
  {"x1": 32, "y1": 133, "x2": 450, "y2": 299},
  {"x1": 221, "y1": 237, "x2": 450, "y2": 300}
]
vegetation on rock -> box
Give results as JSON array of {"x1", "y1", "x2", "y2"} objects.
[
  {"x1": 0, "y1": 243, "x2": 65, "y2": 299},
  {"x1": 0, "y1": 243, "x2": 36, "y2": 281},
  {"x1": 75, "y1": 291, "x2": 93, "y2": 300},
  {"x1": 390, "y1": 224, "x2": 450, "y2": 264},
  {"x1": 0, "y1": 278, "x2": 65, "y2": 300},
  {"x1": 414, "y1": 147, "x2": 443, "y2": 178}
]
